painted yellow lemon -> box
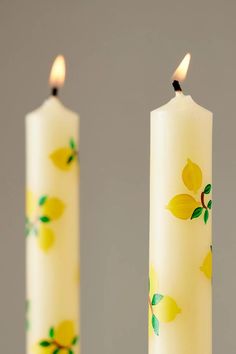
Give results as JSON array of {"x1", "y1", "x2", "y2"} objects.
[
  {"x1": 155, "y1": 296, "x2": 181, "y2": 322},
  {"x1": 54, "y1": 320, "x2": 76, "y2": 347},
  {"x1": 50, "y1": 148, "x2": 75, "y2": 171},
  {"x1": 167, "y1": 194, "x2": 200, "y2": 220},
  {"x1": 41, "y1": 197, "x2": 65, "y2": 220},
  {"x1": 38, "y1": 225, "x2": 54, "y2": 251},
  {"x1": 26, "y1": 191, "x2": 37, "y2": 218},
  {"x1": 182, "y1": 159, "x2": 202, "y2": 193},
  {"x1": 200, "y1": 249, "x2": 212, "y2": 279}
]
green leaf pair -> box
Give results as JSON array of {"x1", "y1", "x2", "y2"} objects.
[{"x1": 191, "y1": 206, "x2": 210, "y2": 224}]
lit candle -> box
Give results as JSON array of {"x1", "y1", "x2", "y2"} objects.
[
  {"x1": 26, "y1": 56, "x2": 80, "y2": 354},
  {"x1": 149, "y1": 54, "x2": 212, "y2": 354}
]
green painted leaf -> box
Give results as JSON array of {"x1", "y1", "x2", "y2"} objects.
[
  {"x1": 68, "y1": 350, "x2": 74, "y2": 354},
  {"x1": 39, "y1": 341, "x2": 51, "y2": 347},
  {"x1": 152, "y1": 314, "x2": 159, "y2": 336},
  {"x1": 67, "y1": 155, "x2": 75, "y2": 164},
  {"x1": 53, "y1": 349, "x2": 60, "y2": 354},
  {"x1": 204, "y1": 184, "x2": 212, "y2": 194},
  {"x1": 191, "y1": 207, "x2": 203, "y2": 219},
  {"x1": 71, "y1": 336, "x2": 79, "y2": 345},
  {"x1": 39, "y1": 216, "x2": 50, "y2": 223},
  {"x1": 38, "y1": 195, "x2": 48, "y2": 206},
  {"x1": 152, "y1": 294, "x2": 163, "y2": 306},
  {"x1": 69, "y1": 138, "x2": 76, "y2": 149},
  {"x1": 49, "y1": 327, "x2": 54, "y2": 338},
  {"x1": 207, "y1": 200, "x2": 212, "y2": 209},
  {"x1": 204, "y1": 209, "x2": 209, "y2": 224}
]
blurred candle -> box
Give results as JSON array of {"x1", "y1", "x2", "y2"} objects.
[
  {"x1": 149, "y1": 54, "x2": 212, "y2": 354},
  {"x1": 26, "y1": 56, "x2": 80, "y2": 354}
]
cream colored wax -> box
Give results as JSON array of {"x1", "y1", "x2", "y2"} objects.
[
  {"x1": 149, "y1": 93, "x2": 212, "y2": 354},
  {"x1": 26, "y1": 96, "x2": 80, "y2": 354}
]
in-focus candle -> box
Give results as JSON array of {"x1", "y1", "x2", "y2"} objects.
[{"x1": 149, "y1": 54, "x2": 212, "y2": 354}]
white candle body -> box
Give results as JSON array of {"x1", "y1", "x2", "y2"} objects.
[
  {"x1": 149, "y1": 94, "x2": 212, "y2": 354},
  {"x1": 26, "y1": 97, "x2": 80, "y2": 354}
]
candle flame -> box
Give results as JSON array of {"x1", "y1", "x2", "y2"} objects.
[
  {"x1": 49, "y1": 55, "x2": 66, "y2": 88},
  {"x1": 172, "y1": 53, "x2": 191, "y2": 82}
]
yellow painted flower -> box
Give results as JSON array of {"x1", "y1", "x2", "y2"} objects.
[
  {"x1": 50, "y1": 148, "x2": 75, "y2": 171},
  {"x1": 149, "y1": 265, "x2": 181, "y2": 336},
  {"x1": 167, "y1": 194, "x2": 200, "y2": 220},
  {"x1": 26, "y1": 191, "x2": 65, "y2": 252},
  {"x1": 54, "y1": 320, "x2": 76, "y2": 347},
  {"x1": 41, "y1": 197, "x2": 65, "y2": 220},
  {"x1": 34, "y1": 320, "x2": 79, "y2": 354},
  {"x1": 167, "y1": 159, "x2": 212, "y2": 223},
  {"x1": 155, "y1": 296, "x2": 181, "y2": 322},
  {"x1": 182, "y1": 158, "x2": 202, "y2": 193},
  {"x1": 50, "y1": 138, "x2": 78, "y2": 171},
  {"x1": 38, "y1": 225, "x2": 55, "y2": 251},
  {"x1": 200, "y1": 247, "x2": 212, "y2": 279}
]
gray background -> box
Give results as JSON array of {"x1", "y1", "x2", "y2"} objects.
[{"x1": 0, "y1": 0, "x2": 234, "y2": 353}]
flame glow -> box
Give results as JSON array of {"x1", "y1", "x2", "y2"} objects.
[
  {"x1": 172, "y1": 53, "x2": 191, "y2": 82},
  {"x1": 49, "y1": 55, "x2": 66, "y2": 88}
]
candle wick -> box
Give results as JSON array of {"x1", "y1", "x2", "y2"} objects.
[
  {"x1": 51, "y1": 87, "x2": 59, "y2": 97},
  {"x1": 172, "y1": 80, "x2": 182, "y2": 93}
]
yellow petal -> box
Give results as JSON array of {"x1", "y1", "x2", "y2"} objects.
[
  {"x1": 50, "y1": 147, "x2": 75, "y2": 171},
  {"x1": 167, "y1": 194, "x2": 200, "y2": 220},
  {"x1": 59, "y1": 350, "x2": 69, "y2": 354},
  {"x1": 155, "y1": 296, "x2": 181, "y2": 323},
  {"x1": 54, "y1": 320, "x2": 76, "y2": 347},
  {"x1": 182, "y1": 159, "x2": 202, "y2": 193},
  {"x1": 200, "y1": 249, "x2": 212, "y2": 279},
  {"x1": 41, "y1": 197, "x2": 65, "y2": 220},
  {"x1": 26, "y1": 191, "x2": 38, "y2": 219},
  {"x1": 38, "y1": 225, "x2": 55, "y2": 251},
  {"x1": 149, "y1": 265, "x2": 158, "y2": 297}
]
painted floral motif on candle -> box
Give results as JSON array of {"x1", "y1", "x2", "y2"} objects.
[
  {"x1": 167, "y1": 159, "x2": 212, "y2": 224},
  {"x1": 148, "y1": 266, "x2": 181, "y2": 336},
  {"x1": 200, "y1": 246, "x2": 212, "y2": 279},
  {"x1": 26, "y1": 191, "x2": 65, "y2": 251},
  {"x1": 50, "y1": 138, "x2": 78, "y2": 171},
  {"x1": 33, "y1": 320, "x2": 79, "y2": 354}
]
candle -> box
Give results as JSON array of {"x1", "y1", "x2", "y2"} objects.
[
  {"x1": 149, "y1": 54, "x2": 212, "y2": 354},
  {"x1": 26, "y1": 56, "x2": 80, "y2": 354}
]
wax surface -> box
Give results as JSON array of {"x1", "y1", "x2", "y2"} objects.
[
  {"x1": 26, "y1": 97, "x2": 80, "y2": 354},
  {"x1": 149, "y1": 94, "x2": 212, "y2": 354}
]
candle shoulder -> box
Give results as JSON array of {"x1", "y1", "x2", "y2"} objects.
[
  {"x1": 151, "y1": 95, "x2": 212, "y2": 117},
  {"x1": 25, "y1": 96, "x2": 79, "y2": 122}
]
